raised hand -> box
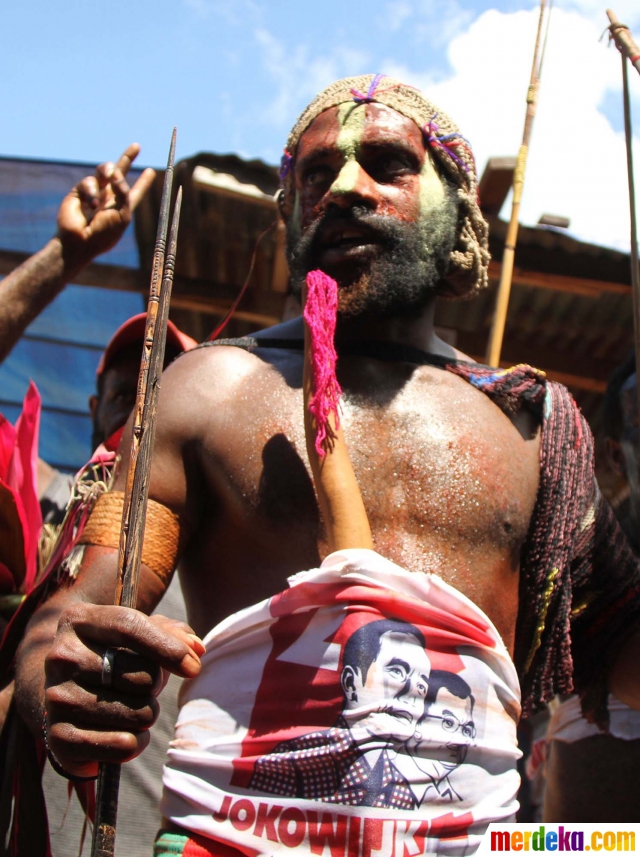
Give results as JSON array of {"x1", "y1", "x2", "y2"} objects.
[
  {"x1": 56, "y1": 143, "x2": 156, "y2": 268},
  {"x1": 0, "y1": 145, "x2": 156, "y2": 364}
]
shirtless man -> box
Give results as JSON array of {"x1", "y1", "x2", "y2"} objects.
[{"x1": 13, "y1": 76, "x2": 640, "y2": 855}]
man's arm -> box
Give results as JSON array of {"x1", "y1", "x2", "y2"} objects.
[
  {"x1": 567, "y1": 479, "x2": 640, "y2": 724},
  {"x1": 15, "y1": 547, "x2": 203, "y2": 778},
  {"x1": 608, "y1": 628, "x2": 640, "y2": 710},
  {"x1": 14, "y1": 350, "x2": 208, "y2": 778},
  {"x1": 0, "y1": 144, "x2": 155, "y2": 364}
]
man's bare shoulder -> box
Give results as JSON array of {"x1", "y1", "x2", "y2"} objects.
[
  {"x1": 154, "y1": 331, "x2": 302, "y2": 446},
  {"x1": 162, "y1": 342, "x2": 276, "y2": 400},
  {"x1": 445, "y1": 345, "x2": 543, "y2": 448},
  {"x1": 139, "y1": 338, "x2": 300, "y2": 521}
]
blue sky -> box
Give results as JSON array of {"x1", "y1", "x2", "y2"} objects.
[
  {"x1": 2, "y1": 0, "x2": 640, "y2": 249},
  {"x1": 1, "y1": 0, "x2": 530, "y2": 166}
]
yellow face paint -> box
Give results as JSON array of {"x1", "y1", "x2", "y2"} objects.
[
  {"x1": 418, "y1": 153, "x2": 446, "y2": 222},
  {"x1": 329, "y1": 103, "x2": 367, "y2": 196},
  {"x1": 290, "y1": 102, "x2": 367, "y2": 234},
  {"x1": 290, "y1": 192, "x2": 303, "y2": 237}
]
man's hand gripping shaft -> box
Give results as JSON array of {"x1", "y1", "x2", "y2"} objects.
[{"x1": 44, "y1": 597, "x2": 204, "y2": 779}]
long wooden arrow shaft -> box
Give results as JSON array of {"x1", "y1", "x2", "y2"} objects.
[{"x1": 91, "y1": 131, "x2": 183, "y2": 857}]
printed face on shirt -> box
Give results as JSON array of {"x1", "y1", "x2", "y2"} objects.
[
  {"x1": 342, "y1": 630, "x2": 431, "y2": 746},
  {"x1": 423, "y1": 688, "x2": 476, "y2": 768}
]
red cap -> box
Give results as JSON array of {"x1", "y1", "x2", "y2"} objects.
[{"x1": 96, "y1": 312, "x2": 198, "y2": 376}]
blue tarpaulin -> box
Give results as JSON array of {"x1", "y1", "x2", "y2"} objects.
[{"x1": 0, "y1": 156, "x2": 145, "y2": 471}]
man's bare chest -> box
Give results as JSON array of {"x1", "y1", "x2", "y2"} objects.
[{"x1": 202, "y1": 362, "x2": 540, "y2": 579}]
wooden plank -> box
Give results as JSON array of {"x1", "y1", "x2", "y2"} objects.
[
  {"x1": 0, "y1": 248, "x2": 286, "y2": 326},
  {"x1": 478, "y1": 157, "x2": 516, "y2": 217},
  {"x1": 0, "y1": 249, "x2": 616, "y2": 389},
  {"x1": 2, "y1": 248, "x2": 628, "y2": 302},
  {"x1": 458, "y1": 327, "x2": 620, "y2": 385},
  {"x1": 488, "y1": 259, "x2": 630, "y2": 296},
  {"x1": 542, "y1": 369, "x2": 606, "y2": 393},
  {"x1": 170, "y1": 295, "x2": 281, "y2": 326}
]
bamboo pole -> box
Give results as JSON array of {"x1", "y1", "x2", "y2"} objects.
[
  {"x1": 91, "y1": 132, "x2": 183, "y2": 857},
  {"x1": 618, "y1": 43, "x2": 640, "y2": 495},
  {"x1": 607, "y1": 10, "x2": 640, "y2": 78},
  {"x1": 485, "y1": 0, "x2": 549, "y2": 366}
]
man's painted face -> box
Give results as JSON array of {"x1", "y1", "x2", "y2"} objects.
[
  {"x1": 285, "y1": 103, "x2": 458, "y2": 317},
  {"x1": 343, "y1": 630, "x2": 431, "y2": 745},
  {"x1": 423, "y1": 688, "x2": 475, "y2": 768}
]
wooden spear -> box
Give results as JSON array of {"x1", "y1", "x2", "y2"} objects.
[
  {"x1": 607, "y1": 10, "x2": 640, "y2": 78},
  {"x1": 91, "y1": 132, "x2": 183, "y2": 857},
  {"x1": 485, "y1": 0, "x2": 550, "y2": 367}
]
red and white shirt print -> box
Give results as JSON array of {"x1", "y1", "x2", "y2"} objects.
[{"x1": 162, "y1": 549, "x2": 521, "y2": 856}]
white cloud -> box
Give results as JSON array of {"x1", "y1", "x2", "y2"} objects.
[
  {"x1": 254, "y1": 28, "x2": 370, "y2": 129},
  {"x1": 379, "y1": 0, "x2": 474, "y2": 47},
  {"x1": 562, "y1": 0, "x2": 640, "y2": 30},
  {"x1": 383, "y1": 6, "x2": 640, "y2": 251},
  {"x1": 382, "y1": 0, "x2": 414, "y2": 33}
]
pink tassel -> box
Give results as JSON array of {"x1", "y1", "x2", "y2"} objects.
[{"x1": 304, "y1": 270, "x2": 342, "y2": 457}]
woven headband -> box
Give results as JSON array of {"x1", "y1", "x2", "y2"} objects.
[
  {"x1": 281, "y1": 74, "x2": 478, "y2": 193},
  {"x1": 280, "y1": 74, "x2": 490, "y2": 299}
]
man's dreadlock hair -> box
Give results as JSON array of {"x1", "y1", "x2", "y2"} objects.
[
  {"x1": 603, "y1": 351, "x2": 636, "y2": 441},
  {"x1": 280, "y1": 73, "x2": 490, "y2": 299}
]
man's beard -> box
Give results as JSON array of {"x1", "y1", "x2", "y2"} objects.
[{"x1": 287, "y1": 190, "x2": 459, "y2": 319}]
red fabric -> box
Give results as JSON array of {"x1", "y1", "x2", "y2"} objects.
[
  {"x1": 0, "y1": 382, "x2": 42, "y2": 593},
  {"x1": 103, "y1": 425, "x2": 124, "y2": 454},
  {"x1": 96, "y1": 313, "x2": 197, "y2": 376},
  {"x1": 183, "y1": 832, "x2": 256, "y2": 856}
]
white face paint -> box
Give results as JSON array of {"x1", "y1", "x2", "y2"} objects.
[
  {"x1": 289, "y1": 192, "x2": 303, "y2": 240},
  {"x1": 331, "y1": 101, "x2": 447, "y2": 235}
]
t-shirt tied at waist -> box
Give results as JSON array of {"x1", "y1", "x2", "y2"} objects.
[{"x1": 162, "y1": 549, "x2": 522, "y2": 856}]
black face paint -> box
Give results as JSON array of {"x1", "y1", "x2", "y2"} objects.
[{"x1": 287, "y1": 187, "x2": 458, "y2": 319}]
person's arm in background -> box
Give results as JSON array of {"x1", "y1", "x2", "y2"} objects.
[{"x1": 0, "y1": 143, "x2": 155, "y2": 364}]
